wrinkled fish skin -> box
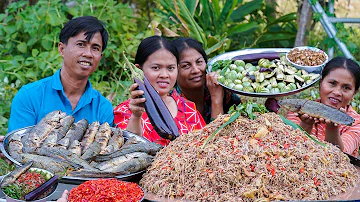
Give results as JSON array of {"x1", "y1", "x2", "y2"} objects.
[
  {"x1": 56, "y1": 137, "x2": 70, "y2": 149},
  {"x1": 22, "y1": 110, "x2": 66, "y2": 152},
  {"x1": 0, "y1": 161, "x2": 33, "y2": 188},
  {"x1": 8, "y1": 137, "x2": 23, "y2": 162},
  {"x1": 108, "y1": 128, "x2": 124, "y2": 151},
  {"x1": 36, "y1": 146, "x2": 97, "y2": 171},
  {"x1": 279, "y1": 99, "x2": 355, "y2": 126},
  {"x1": 42, "y1": 133, "x2": 58, "y2": 148},
  {"x1": 50, "y1": 115, "x2": 75, "y2": 140},
  {"x1": 28, "y1": 110, "x2": 67, "y2": 141},
  {"x1": 103, "y1": 153, "x2": 153, "y2": 173},
  {"x1": 95, "y1": 142, "x2": 162, "y2": 162},
  {"x1": 81, "y1": 121, "x2": 100, "y2": 153},
  {"x1": 64, "y1": 119, "x2": 88, "y2": 143},
  {"x1": 95, "y1": 152, "x2": 149, "y2": 171},
  {"x1": 20, "y1": 153, "x2": 70, "y2": 175},
  {"x1": 68, "y1": 140, "x2": 82, "y2": 156},
  {"x1": 95, "y1": 122, "x2": 112, "y2": 154},
  {"x1": 21, "y1": 133, "x2": 40, "y2": 153},
  {"x1": 81, "y1": 141, "x2": 101, "y2": 161}
]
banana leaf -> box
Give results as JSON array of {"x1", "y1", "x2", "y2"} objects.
[
  {"x1": 230, "y1": 0, "x2": 263, "y2": 22},
  {"x1": 227, "y1": 21, "x2": 258, "y2": 36}
]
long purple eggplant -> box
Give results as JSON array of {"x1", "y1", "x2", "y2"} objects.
[
  {"x1": 24, "y1": 175, "x2": 59, "y2": 200},
  {"x1": 134, "y1": 78, "x2": 177, "y2": 140},
  {"x1": 144, "y1": 77, "x2": 179, "y2": 138},
  {"x1": 232, "y1": 52, "x2": 280, "y2": 63}
]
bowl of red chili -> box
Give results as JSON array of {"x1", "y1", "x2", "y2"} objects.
[
  {"x1": 0, "y1": 168, "x2": 58, "y2": 202},
  {"x1": 68, "y1": 178, "x2": 144, "y2": 202}
]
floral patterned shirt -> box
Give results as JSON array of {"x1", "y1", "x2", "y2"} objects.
[{"x1": 113, "y1": 89, "x2": 206, "y2": 146}]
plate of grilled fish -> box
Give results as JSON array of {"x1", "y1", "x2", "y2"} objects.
[{"x1": 0, "y1": 110, "x2": 163, "y2": 184}]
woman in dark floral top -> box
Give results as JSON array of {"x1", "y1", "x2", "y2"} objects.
[{"x1": 173, "y1": 37, "x2": 241, "y2": 123}]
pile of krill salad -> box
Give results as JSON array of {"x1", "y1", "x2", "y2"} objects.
[{"x1": 140, "y1": 112, "x2": 358, "y2": 202}]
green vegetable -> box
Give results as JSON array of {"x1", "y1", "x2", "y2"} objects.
[
  {"x1": 211, "y1": 59, "x2": 232, "y2": 72},
  {"x1": 201, "y1": 112, "x2": 240, "y2": 148},
  {"x1": 0, "y1": 158, "x2": 15, "y2": 176},
  {"x1": 2, "y1": 184, "x2": 24, "y2": 199}
]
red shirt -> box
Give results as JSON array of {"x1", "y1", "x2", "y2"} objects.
[
  {"x1": 286, "y1": 100, "x2": 360, "y2": 156},
  {"x1": 113, "y1": 89, "x2": 206, "y2": 146}
]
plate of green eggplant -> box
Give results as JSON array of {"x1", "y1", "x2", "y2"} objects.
[{"x1": 207, "y1": 48, "x2": 321, "y2": 97}]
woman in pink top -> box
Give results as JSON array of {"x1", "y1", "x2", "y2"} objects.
[{"x1": 287, "y1": 57, "x2": 360, "y2": 156}]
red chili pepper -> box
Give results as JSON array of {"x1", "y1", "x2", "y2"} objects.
[
  {"x1": 299, "y1": 167, "x2": 305, "y2": 173},
  {"x1": 283, "y1": 143, "x2": 290, "y2": 149},
  {"x1": 68, "y1": 178, "x2": 144, "y2": 202},
  {"x1": 313, "y1": 177, "x2": 321, "y2": 186}
]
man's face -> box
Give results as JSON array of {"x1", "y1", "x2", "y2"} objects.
[{"x1": 58, "y1": 31, "x2": 103, "y2": 79}]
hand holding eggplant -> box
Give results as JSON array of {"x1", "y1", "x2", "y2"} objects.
[{"x1": 128, "y1": 82, "x2": 146, "y2": 118}]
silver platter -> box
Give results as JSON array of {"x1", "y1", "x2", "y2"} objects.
[
  {"x1": 0, "y1": 126, "x2": 149, "y2": 184},
  {"x1": 207, "y1": 48, "x2": 320, "y2": 98}
]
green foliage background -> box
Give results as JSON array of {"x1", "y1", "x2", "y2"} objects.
[{"x1": 0, "y1": 0, "x2": 359, "y2": 135}]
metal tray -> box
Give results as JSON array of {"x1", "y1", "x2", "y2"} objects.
[
  {"x1": 207, "y1": 48, "x2": 320, "y2": 98},
  {"x1": 0, "y1": 126, "x2": 150, "y2": 184}
]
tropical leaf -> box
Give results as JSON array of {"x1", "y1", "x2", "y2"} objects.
[
  {"x1": 205, "y1": 34, "x2": 229, "y2": 55},
  {"x1": 266, "y1": 12, "x2": 297, "y2": 28},
  {"x1": 228, "y1": 21, "x2": 258, "y2": 36},
  {"x1": 230, "y1": 0, "x2": 263, "y2": 22},
  {"x1": 214, "y1": 0, "x2": 237, "y2": 35},
  {"x1": 257, "y1": 32, "x2": 296, "y2": 43},
  {"x1": 184, "y1": 0, "x2": 199, "y2": 16}
]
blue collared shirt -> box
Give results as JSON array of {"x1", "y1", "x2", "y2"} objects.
[{"x1": 8, "y1": 69, "x2": 114, "y2": 133}]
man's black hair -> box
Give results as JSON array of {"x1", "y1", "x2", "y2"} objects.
[{"x1": 59, "y1": 16, "x2": 108, "y2": 51}]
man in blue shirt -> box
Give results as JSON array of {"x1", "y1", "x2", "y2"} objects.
[{"x1": 8, "y1": 16, "x2": 114, "y2": 133}]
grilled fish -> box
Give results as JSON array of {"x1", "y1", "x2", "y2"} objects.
[
  {"x1": 95, "y1": 152, "x2": 149, "y2": 171},
  {"x1": 103, "y1": 153, "x2": 153, "y2": 173},
  {"x1": 50, "y1": 115, "x2": 75, "y2": 140},
  {"x1": 42, "y1": 133, "x2": 58, "y2": 148},
  {"x1": 36, "y1": 146, "x2": 97, "y2": 171},
  {"x1": 56, "y1": 137, "x2": 70, "y2": 149},
  {"x1": 81, "y1": 121, "x2": 100, "y2": 153},
  {"x1": 95, "y1": 122, "x2": 112, "y2": 154},
  {"x1": 22, "y1": 111, "x2": 66, "y2": 152},
  {"x1": 21, "y1": 133, "x2": 41, "y2": 153},
  {"x1": 27, "y1": 110, "x2": 67, "y2": 141},
  {"x1": 68, "y1": 140, "x2": 82, "y2": 156},
  {"x1": 95, "y1": 142, "x2": 162, "y2": 162},
  {"x1": 108, "y1": 127, "x2": 124, "y2": 151},
  {"x1": 278, "y1": 99, "x2": 355, "y2": 126},
  {"x1": 81, "y1": 141, "x2": 101, "y2": 161},
  {"x1": 20, "y1": 154, "x2": 70, "y2": 175},
  {"x1": 8, "y1": 135, "x2": 24, "y2": 162},
  {"x1": 0, "y1": 161, "x2": 33, "y2": 188},
  {"x1": 64, "y1": 119, "x2": 88, "y2": 143}
]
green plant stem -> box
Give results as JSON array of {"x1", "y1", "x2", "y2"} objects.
[{"x1": 201, "y1": 112, "x2": 240, "y2": 148}]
